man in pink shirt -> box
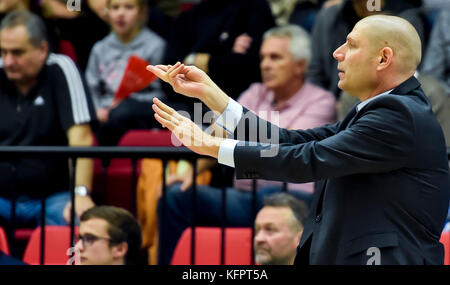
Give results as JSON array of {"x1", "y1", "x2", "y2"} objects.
[{"x1": 157, "y1": 25, "x2": 336, "y2": 264}]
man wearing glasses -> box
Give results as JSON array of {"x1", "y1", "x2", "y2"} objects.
[{"x1": 75, "y1": 206, "x2": 142, "y2": 265}]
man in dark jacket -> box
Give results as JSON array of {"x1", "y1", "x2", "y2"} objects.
[{"x1": 149, "y1": 14, "x2": 449, "y2": 264}]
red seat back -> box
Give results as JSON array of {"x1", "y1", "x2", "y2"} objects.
[
  {"x1": 59, "y1": 40, "x2": 78, "y2": 63},
  {"x1": 22, "y1": 226, "x2": 79, "y2": 265},
  {"x1": 94, "y1": 130, "x2": 179, "y2": 211},
  {"x1": 117, "y1": 129, "x2": 179, "y2": 147},
  {"x1": 0, "y1": 227, "x2": 9, "y2": 255},
  {"x1": 171, "y1": 227, "x2": 253, "y2": 265}
]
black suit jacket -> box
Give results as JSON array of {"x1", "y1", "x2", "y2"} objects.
[{"x1": 232, "y1": 77, "x2": 450, "y2": 264}]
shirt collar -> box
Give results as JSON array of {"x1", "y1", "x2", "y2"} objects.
[{"x1": 356, "y1": 88, "x2": 394, "y2": 112}]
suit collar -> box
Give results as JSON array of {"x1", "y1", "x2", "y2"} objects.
[{"x1": 390, "y1": 76, "x2": 421, "y2": 95}]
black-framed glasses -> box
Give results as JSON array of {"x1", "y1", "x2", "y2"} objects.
[{"x1": 76, "y1": 233, "x2": 111, "y2": 248}]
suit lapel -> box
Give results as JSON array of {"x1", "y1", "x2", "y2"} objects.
[{"x1": 339, "y1": 105, "x2": 358, "y2": 130}]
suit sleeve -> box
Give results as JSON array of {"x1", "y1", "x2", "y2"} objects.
[
  {"x1": 233, "y1": 107, "x2": 341, "y2": 145},
  {"x1": 234, "y1": 100, "x2": 415, "y2": 183}
]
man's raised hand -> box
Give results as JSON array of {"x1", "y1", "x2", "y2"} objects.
[
  {"x1": 147, "y1": 62, "x2": 230, "y2": 115},
  {"x1": 152, "y1": 97, "x2": 224, "y2": 159},
  {"x1": 147, "y1": 62, "x2": 212, "y2": 101}
]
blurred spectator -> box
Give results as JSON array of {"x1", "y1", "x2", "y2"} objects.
[
  {"x1": 0, "y1": 11, "x2": 96, "y2": 226},
  {"x1": 421, "y1": 9, "x2": 450, "y2": 94},
  {"x1": 75, "y1": 206, "x2": 142, "y2": 265},
  {"x1": 288, "y1": 0, "x2": 326, "y2": 33},
  {"x1": 0, "y1": 0, "x2": 61, "y2": 53},
  {"x1": 164, "y1": 0, "x2": 275, "y2": 101},
  {"x1": 268, "y1": 0, "x2": 304, "y2": 26},
  {"x1": 146, "y1": 0, "x2": 180, "y2": 40},
  {"x1": 422, "y1": 0, "x2": 450, "y2": 9},
  {"x1": 41, "y1": 0, "x2": 110, "y2": 71},
  {"x1": 308, "y1": 0, "x2": 427, "y2": 97},
  {"x1": 384, "y1": 0, "x2": 423, "y2": 13},
  {"x1": 254, "y1": 193, "x2": 308, "y2": 265},
  {"x1": 157, "y1": 25, "x2": 336, "y2": 265},
  {"x1": 85, "y1": 0, "x2": 167, "y2": 146}
]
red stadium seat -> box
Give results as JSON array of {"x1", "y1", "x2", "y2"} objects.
[
  {"x1": 94, "y1": 129, "x2": 178, "y2": 211},
  {"x1": 440, "y1": 229, "x2": 450, "y2": 265},
  {"x1": 171, "y1": 227, "x2": 253, "y2": 265},
  {"x1": 0, "y1": 227, "x2": 9, "y2": 255},
  {"x1": 22, "y1": 226, "x2": 79, "y2": 265}
]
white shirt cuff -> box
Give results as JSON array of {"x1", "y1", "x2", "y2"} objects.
[
  {"x1": 218, "y1": 139, "x2": 239, "y2": 168},
  {"x1": 214, "y1": 98, "x2": 243, "y2": 135}
]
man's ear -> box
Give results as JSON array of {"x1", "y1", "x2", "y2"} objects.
[
  {"x1": 294, "y1": 59, "x2": 307, "y2": 76},
  {"x1": 38, "y1": 41, "x2": 49, "y2": 58},
  {"x1": 294, "y1": 229, "x2": 303, "y2": 247},
  {"x1": 112, "y1": 242, "x2": 128, "y2": 260},
  {"x1": 377, "y1": 47, "x2": 393, "y2": 71}
]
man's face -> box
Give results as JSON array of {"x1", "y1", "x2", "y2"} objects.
[
  {"x1": 260, "y1": 36, "x2": 304, "y2": 92},
  {"x1": 108, "y1": 0, "x2": 140, "y2": 37},
  {"x1": 0, "y1": 25, "x2": 47, "y2": 86},
  {"x1": 75, "y1": 218, "x2": 125, "y2": 265},
  {"x1": 333, "y1": 22, "x2": 379, "y2": 96},
  {"x1": 254, "y1": 206, "x2": 301, "y2": 265}
]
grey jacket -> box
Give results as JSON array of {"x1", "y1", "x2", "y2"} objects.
[{"x1": 421, "y1": 9, "x2": 450, "y2": 94}]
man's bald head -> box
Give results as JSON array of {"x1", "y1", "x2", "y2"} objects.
[{"x1": 356, "y1": 15, "x2": 422, "y2": 76}]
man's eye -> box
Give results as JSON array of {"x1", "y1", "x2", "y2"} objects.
[{"x1": 84, "y1": 234, "x2": 96, "y2": 242}]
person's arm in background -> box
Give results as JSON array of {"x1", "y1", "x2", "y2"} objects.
[
  {"x1": 63, "y1": 124, "x2": 95, "y2": 223},
  {"x1": 41, "y1": 0, "x2": 81, "y2": 19},
  {"x1": 206, "y1": 0, "x2": 275, "y2": 99},
  {"x1": 87, "y1": 0, "x2": 109, "y2": 23},
  {"x1": 166, "y1": 158, "x2": 217, "y2": 191},
  {"x1": 167, "y1": 0, "x2": 275, "y2": 99},
  {"x1": 50, "y1": 53, "x2": 98, "y2": 223}
]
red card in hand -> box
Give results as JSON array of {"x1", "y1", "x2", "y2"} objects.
[{"x1": 113, "y1": 55, "x2": 157, "y2": 104}]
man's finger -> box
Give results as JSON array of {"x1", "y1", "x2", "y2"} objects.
[
  {"x1": 152, "y1": 103, "x2": 180, "y2": 126},
  {"x1": 153, "y1": 97, "x2": 184, "y2": 121},
  {"x1": 167, "y1": 62, "x2": 185, "y2": 81},
  {"x1": 154, "y1": 113, "x2": 176, "y2": 131},
  {"x1": 147, "y1": 65, "x2": 169, "y2": 82},
  {"x1": 167, "y1": 62, "x2": 182, "y2": 78}
]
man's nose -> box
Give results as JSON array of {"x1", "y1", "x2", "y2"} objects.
[
  {"x1": 333, "y1": 44, "x2": 345, "y2": 61},
  {"x1": 254, "y1": 230, "x2": 266, "y2": 243},
  {"x1": 74, "y1": 239, "x2": 84, "y2": 252},
  {"x1": 260, "y1": 57, "x2": 270, "y2": 70},
  {"x1": 2, "y1": 53, "x2": 15, "y2": 67}
]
